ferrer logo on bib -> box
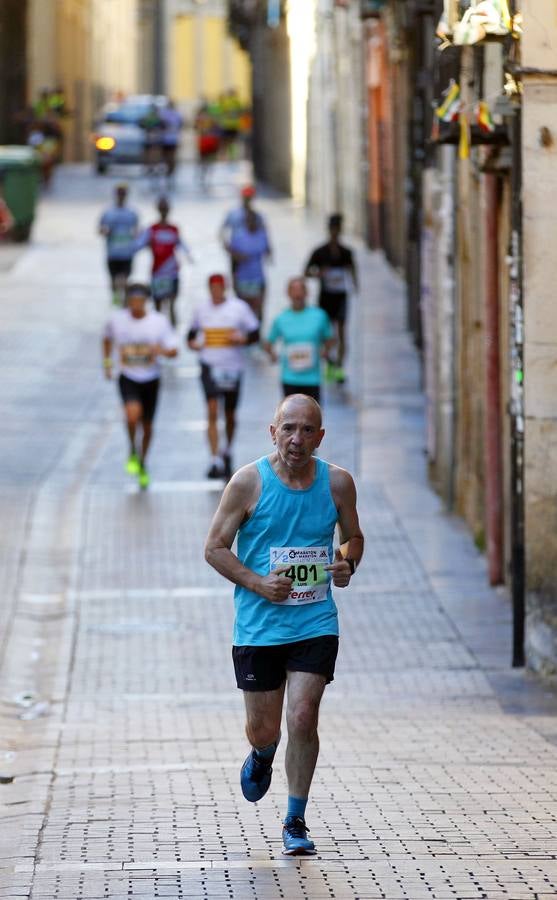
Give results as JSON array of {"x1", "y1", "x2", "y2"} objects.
[{"x1": 270, "y1": 546, "x2": 331, "y2": 605}]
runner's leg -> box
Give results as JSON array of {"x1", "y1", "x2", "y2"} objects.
[
  {"x1": 240, "y1": 683, "x2": 284, "y2": 802},
  {"x1": 168, "y1": 294, "x2": 178, "y2": 328},
  {"x1": 108, "y1": 261, "x2": 117, "y2": 305},
  {"x1": 140, "y1": 419, "x2": 152, "y2": 464},
  {"x1": 250, "y1": 292, "x2": 263, "y2": 321},
  {"x1": 337, "y1": 319, "x2": 346, "y2": 368},
  {"x1": 244, "y1": 684, "x2": 285, "y2": 750},
  {"x1": 137, "y1": 379, "x2": 159, "y2": 473},
  {"x1": 124, "y1": 400, "x2": 142, "y2": 454},
  {"x1": 225, "y1": 408, "x2": 236, "y2": 448},
  {"x1": 114, "y1": 272, "x2": 127, "y2": 308},
  {"x1": 284, "y1": 671, "x2": 326, "y2": 799},
  {"x1": 207, "y1": 397, "x2": 219, "y2": 456},
  {"x1": 167, "y1": 145, "x2": 177, "y2": 177},
  {"x1": 222, "y1": 387, "x2": 240, "y2": 476}
]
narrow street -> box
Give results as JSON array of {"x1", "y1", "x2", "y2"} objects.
[{"x1": 1, "y1": 163, "x2": 557, "y2": 900}]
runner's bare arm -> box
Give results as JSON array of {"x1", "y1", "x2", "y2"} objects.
[
  {"x1": 150, "y1": 343, "x2": 178, "y2": 360},
  {"x1": 179, "y1": 237, "x2": 195, "y2": 264},
  {"x1": 187, "y1": 322, "x2": 203, "y2": 350},
  {"x1": 102, "y1": 336, "x2": 113, "y2": 380},
  {"x1": 264, "y1": 230, "x2": 273, "y2": 262},
  {"x1": 332, "y1": 468, "x2": 364, "y2": 562},
  {"x1": 262, "y1": 339, "x2": 278, "y2": 363},
  {"x1": 304, "y1": 262, "x2": 319, "y2": 278},
  {"x1": 205, "y1": 466, "x2": 293, "y2": 603},
  {"x1": 218, "y1": 214, "x2": 235, "y2": 252},
  {"x1": 325, "y1": 466, "x2": 364, "y2": 586},
  {"x1": 229, "y1": 328, "x2": 260, "y2": 346}
]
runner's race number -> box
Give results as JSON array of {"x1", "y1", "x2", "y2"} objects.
[
  {"x1": 270, "y1": 546, "x2": 331, "y2": 606},
  {"x1": 120, "y1": 343, "x2": 152, "y2": 367},
  {"x1": 286, "y1": 342, "x2": 315, "y2": 373}
]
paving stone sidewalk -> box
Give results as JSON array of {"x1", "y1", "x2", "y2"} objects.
[{"x1": 1, "y1": 163, "x2": 557, "y2": 900}]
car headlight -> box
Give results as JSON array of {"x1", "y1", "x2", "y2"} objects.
[{"x1": 96, "y1": 136, "x2": 116, "y2": 151}]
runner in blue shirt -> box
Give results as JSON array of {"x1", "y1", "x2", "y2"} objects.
[
  {"x1": 220, "y1": 185, "x2": 272, "y2": 305},
  {"x1": 219, "y1": 185, "x2": 268, "y2": 247},
  {"x1": 205, "y1": 394, "x2": 364, "y2": 855},
  {"x1": 98, "y1": 184, "x2": 139, "y2": 306},
  {"x1": 264, "y1": 277, "x2": 334, "y2": 404},
  {"x1": 229, "y1": 208, "x2": 270, "y2": 319}
]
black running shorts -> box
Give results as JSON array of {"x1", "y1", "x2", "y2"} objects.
[
  {"x1": 319, "y1": 292, "x2": 347, "y2": 323},
  {"x1": 200, "y1": 363, "x2": 241, "y2": 413},
  {"x1": 107, "y1": 258, "x2": 132, "y2": 280},
  {"x1": 282, "y1": 383, "x2": 321, "y2": 403},
  {"x1": 118, "y1": 374, "x2": 160, "y2": 422},
  {"x1": 232, "y1": 635, "x2": 339, "y2": 692}
]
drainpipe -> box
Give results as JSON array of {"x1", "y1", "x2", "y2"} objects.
[
  {"x1": 506, "y1": 0, "x2": 525, "y2": 667},
  {"x1": 484, "y1": 172, "x2": 503, "y2": 585},
  {"x1": 509, "y1": 102, "x2": 525, "y2": 667}
]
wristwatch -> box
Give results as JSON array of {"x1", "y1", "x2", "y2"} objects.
[{"x1": 345, "y1": 557, "x2": 357, "y2": 575}]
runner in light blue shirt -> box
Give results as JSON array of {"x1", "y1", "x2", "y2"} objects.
[
  {"x1": 264, "y1": 277, "x2": 334, "y2": 404},
  {"x1": 219, "y1": 184, "x2": 268, "y2": 247},
  {"x1": 99, "y1": 184, "x2": 139, "y2": 261},
  {"x1": 98, "y1": 183, "x2": 139, "y2": 305},
  {"x1": 228, "y1": 208, "x2": 271, "y2": 319},
  {"x1": 204, "y1": 394, "x2": 364, "y2": 855},
  {"x1": 220, "y1": 186, "x2": 272, "y2": 317}
]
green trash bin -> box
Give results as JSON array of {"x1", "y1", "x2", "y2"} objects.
[{"x1": 0, "y1": 146, "x2": 40, "y2": 242}]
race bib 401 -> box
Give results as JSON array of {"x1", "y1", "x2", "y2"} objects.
[{"x1": 270, "y1": 546, "x2": 331, "y2": 605}]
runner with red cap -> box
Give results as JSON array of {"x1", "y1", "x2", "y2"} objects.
[
  {"x1": 228, "y1": 207, "x2": 270, "y2": 320},
  {"x1": 187, "y1": 274, "x2": 260, "y2": 479}
]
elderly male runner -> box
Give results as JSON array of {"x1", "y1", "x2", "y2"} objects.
[{"x1": 205, "y1": 394, "x2": 364, "y2": 855}]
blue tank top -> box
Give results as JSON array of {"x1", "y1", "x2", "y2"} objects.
[{"x1": 234, "y1": 455, "x2": 339, "y2": 646}]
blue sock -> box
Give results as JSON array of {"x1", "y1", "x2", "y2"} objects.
[
  {"x1": 286, "y1": 795, "x2": 308, "y2": 820},
  {"x1": 254, "y1": 741, "x2": 277, "y2": 761}
]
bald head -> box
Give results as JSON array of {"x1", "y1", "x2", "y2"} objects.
[
  {"x1": 287, "y1": 277, "x2": 307, "y2": 310},
  {"x1": 273, "y1": 394, "x2": 322, "y2": 429},
  {"x1": 287, "y1": 276, "x2": 306, "y2": 293}
]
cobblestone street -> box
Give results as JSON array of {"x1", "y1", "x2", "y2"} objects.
[{"x1": 1, "y1": 163, "x2": 557, "y2": 900}]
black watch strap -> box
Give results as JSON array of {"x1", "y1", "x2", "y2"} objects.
[{"x1": 345, "y1": 557, "x2": 356, "y2": 575}]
